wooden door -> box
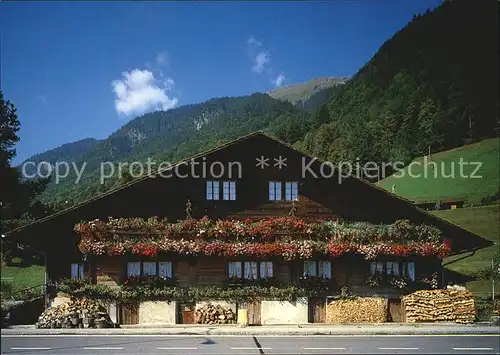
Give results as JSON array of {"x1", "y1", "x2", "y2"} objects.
[
  {"x1": 309, "y1": 297, "x2": 326, "y2": 323},
  {"x1": 119, "y1": 302, "x2": 139, "y2": 325},
  {"x1": 388, "y1": 298, "x2": 405, "y2": 323},
  {"x1": 239, "y1": 301, "x2": 261, "y2": 325}
]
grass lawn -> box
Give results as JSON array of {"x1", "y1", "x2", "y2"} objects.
[
  {"x1": 1, "y1": 262, "x2": 45, "y2": 296},
  {"x1": 377, "y1": 138, "x2": 499, "y2": 204},
  {"x1": 432, "y1": 205, "x2": 499, "y2": 297}
]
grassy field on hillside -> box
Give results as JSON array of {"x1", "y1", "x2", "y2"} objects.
[
  {"x1": 377, "y1": 138, "x2": 499, "y2": 204},
  {"x1": 433, "y1": 205, "x2": 499, "y2": 297},
  {"x1": 1, "y1": 261, "x2": 45, "y2": 298}
]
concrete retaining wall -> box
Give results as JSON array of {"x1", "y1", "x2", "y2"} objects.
[
  {"x1": 261, "y1": 297, "x2": 309, "y2": 324},
  {"x1": 138, "y1": 301, "x2": 176, "y2": 324}
]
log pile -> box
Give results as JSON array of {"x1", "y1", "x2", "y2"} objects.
[
  {"x1": 194, "y1": 303, "x2": 237, "y2": 324},
  {"x1": 36, "y1": 299, "x2": 115, "y2": 329},
  {"x1": 402, "y1": 289, "x2": 476, "y2": 324},
  {"x1": 326, "y1": 297, "x2": 388, "y2": 323}
]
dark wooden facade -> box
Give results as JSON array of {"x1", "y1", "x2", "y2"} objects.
[{"x1": 6, "y1": 131, "x2": 492, "y2": 318}]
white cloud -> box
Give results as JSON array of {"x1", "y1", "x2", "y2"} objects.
[
  {"x1": 271, "y1": 73, "x2": 286, "y2": 88},
  {"x1": 111, "y1": 69, "x2": 178, "y2": 117},
  {"x1": 247, "y1": 36, "x2": 262, "y2": 47},
  {"x1": 246, "y1": 36, "x2": 271, "y2": 74},
  {"x1": 156, "y1": 51, "x2": 169, "y2": 67},
  {"x1": 252, "y1": 51, "x2": 270, "y2": 74}
]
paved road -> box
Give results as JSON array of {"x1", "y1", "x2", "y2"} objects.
[{"x1": 1, "y1": 335, "x2": 499, "y2": 354}]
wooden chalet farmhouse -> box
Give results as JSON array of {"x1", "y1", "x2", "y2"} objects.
[{"x1": 7, "y1": 131, "x2": 492, "y2": 325}]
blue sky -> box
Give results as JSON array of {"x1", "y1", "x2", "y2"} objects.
[{"x1": 2, "y1": 0, "x2": 442, "y2": 164}]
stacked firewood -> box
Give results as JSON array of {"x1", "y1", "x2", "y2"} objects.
[
  {"x1": 326, "y1": 297, "x2": 388, "y2": 323},
  {"x1": 403, "y1": 289, "x2": 476, "y2": 324},
  {"x1": 194, "y1": 303, "x2": 237, "y2": 324},
  {"x1": 36, "y1": 299, "x2": 114, "y2": 329}
]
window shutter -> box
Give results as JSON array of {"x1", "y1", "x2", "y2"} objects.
[{"x1": 159, "y1": 262, "x2": 172, "y2": 278}]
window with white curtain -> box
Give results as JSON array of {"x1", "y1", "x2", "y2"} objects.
[
  {"x1": 386, "y1": 262, "x2": 400, "y2": 276},
  {"x1": 403, "y1": 262, "x2": 415, "y2": 281},
  {"x1": 71, "y1": 263, "x2": 84, "y2": 280},
  {"x1": 318, "y1": 261, "x2": 331, "y2": 279},
  {"x1": 303, "y1": 261, "x2": 317, "y2": 276},
  {"x1": 259, "y1": 262, "x2": 273, "y2": 278},
  {"x1": 127, "y1": 262, "x2": 141, "y2": 277},
  {"x1": 269, "y1": 181, "x2": 282, "y2": 201},
  {"x1": 370, "y1": 262, "x2": 385, "y2": 275},
  {"x1": 285, "y1": 182, "x2": 299, "y2": 201},
  {"x1": 206, "y1": 181, "x2": 220, "y2": 200},
  {"x1": 228, "y1": 261, "x2": 242, "y2": 278},
  {"x1": 158, "y1": 262, "x2": 172, "y2": 278},
  {"x1": 244, "y1": 261, "x2": 258, "y2": 279},
  {"x1": 143, "y1": 262, "x2": 157, "y2": 276},
  {"x1": 223, "y1": 181, "x2": 236, "y2": 200}
]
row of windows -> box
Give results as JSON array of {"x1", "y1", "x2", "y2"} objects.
[
  {"x1": 370, "y1": 261, "x2": 415, "y2": 281},
  {"x1": 206, "y1": 181, "x2": 299, "y2": 201},
  {"x1": 71, "y1": 261, "x2": 415, "y2": 282},
  {"x1": 127, "y1": 261, "x2": 173, "y2": 278}
]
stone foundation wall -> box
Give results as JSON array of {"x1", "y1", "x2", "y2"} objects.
[
  {"x1": 138, "y1": 301, "x2": 176, "y2": 324},
  {"x1": 260, "y1": 297, "x2": 308, "y2": 324}
]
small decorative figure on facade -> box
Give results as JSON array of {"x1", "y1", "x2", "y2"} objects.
[
  {"x1": 186, "y1": 199, "x2": 193, "y2": 220},
  {"x1": 289, "y1": 199, "x2": 297, "y2": 217}
]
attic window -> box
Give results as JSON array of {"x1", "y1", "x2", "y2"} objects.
[
  {"x1": 206, "y1": 181, "x2": 220, "y2": 200},
  {"x1": 269, "y1": 181, "x2": 282, "y2": 201},
  {"x1": 223, "y1": 181, "x2": 236, "y2": 200},
  {"x1": 285, "y1": 182, "x2": 298, "y2": 201}
]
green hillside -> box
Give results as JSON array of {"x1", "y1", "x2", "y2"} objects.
[
  {"x1": 377, "y1": 138, "x2": 499, "y2": 205},
  {"x1": 433, "y1": 205, "x2": 499, "y2": 297}
]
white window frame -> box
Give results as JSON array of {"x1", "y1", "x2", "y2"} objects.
[
  {"x1": 158, "y1": 262, "x2": 173, "y2": 278},
  {"x1": 143, "y1": 261, "x2": 157, "y2": 276},
  {"x1": 127, "y1": 261, "x2": 141, "y2": 277},
  {"x1": 370, "y1": 262, "x2": 385, "y2": 275},
  {"x1": 127, "y1": 261, "x2": 173, "y2": 278},
  {"x1": 386, "y1": 262, "x2": 400, "y2": 276},
  {"x1": 228, "y1": 261, "x2": 242, "y2": 278},
  {"x1": 402, "y1": 262, "x2": 416, "y2": 281},
  {"x1": 259, "y1": 261, "x2": 274, "y2": 278},
  {"x1": 223, "y1": 181, "x2": 236, "y2": 200},
  {"x1": 244, "y1": 261, "x2": 258, "y2": 280},
  {"x1": 318, "y1": 261, "x2": 331, "y2": 279},
  {"x1": 285, "y1": 181, "x2": 299, "y2": 201},
  {"x1": 303, "y1": 261, "x2": 317, "y2": 277},
  {"x1": 71, "y1": 263, "x2": 84, "y2": 280},
  {"x1": 269, "y1": 181, "x2": 282, "y2": 201},
  {"x1": 206, "y1": 181, "x2": 220, "y2": 200}
]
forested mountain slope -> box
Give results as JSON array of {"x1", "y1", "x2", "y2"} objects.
[
  {"x1": 296, "y1": 0, "x2": 499, "y2": 166},
  {"x1": 21, "y1": 0, "x2": 499, "y2": 211}
]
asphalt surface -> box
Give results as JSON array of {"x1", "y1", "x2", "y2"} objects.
[{"x1": 1, "y1": 335, "x2": 499, "y2": 354}]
